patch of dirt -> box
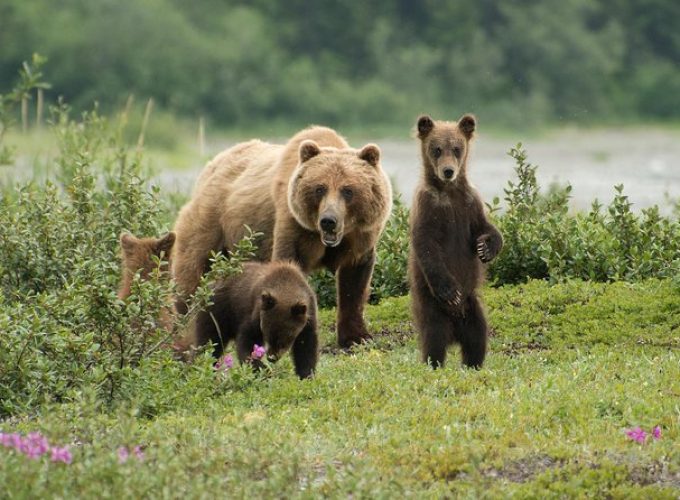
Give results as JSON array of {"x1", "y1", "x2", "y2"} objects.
[
  {"x1": 627, "y1": 462, "x2": 680, "y2": 488},
  {"x1": 481, "y1": 454, "x2": 680, "y2": 490},
  {"x1": 320, "y1": 323, "x2": 414, "y2": 355},
  {"x1": 498, "y1": 341, "x2": 549, "y2": 356},
  {"x1": 482, "y1": 454, "x2": 563, "y2": 483}
]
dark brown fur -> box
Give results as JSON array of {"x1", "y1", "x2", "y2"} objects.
[
  {"x1": 408, "y1": 114, "x2": 503, "y2": 369},
  {"x1": 191, "y1": 261, "x2": 318, "y2": 379}
]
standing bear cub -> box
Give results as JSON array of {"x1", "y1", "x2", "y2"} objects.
[
  {"x1": 190, "y1": 261, "x2": 319, "y2": 379},
  {"x1": 408, "y1": 114, "x2": 503, "y2": 369}
]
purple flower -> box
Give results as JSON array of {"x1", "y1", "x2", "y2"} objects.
[
  {"x1": 215, "y1": 354, "x2": 234, "y2": 371},
  {"x1": 50, "y1": 446, "x2": 72, "y2": 465},
  {"x1": 251, "y1": 344, "x2": 266, "y2": 360},
  {"x1": 0, "y1": 432, "x2": 14, "y2": 448},
  {"x1": 117, "y1": 446, "x2": 129, "y2": 464},
  {"x1": 626, "y1": 426, "x2": 647, "y2": 444},
  {"x1": 25, "y1": 432, "x2": 49, "y2": 459},
  {"x1": 133, "y1": 445, "x2": 145, "y2": 461},
  {"x1": 9, "y1": 433, "x2": 24, "y2": 450},
  {"x1": 652, "y1": 426, "x2": 661, "y2": 440}
]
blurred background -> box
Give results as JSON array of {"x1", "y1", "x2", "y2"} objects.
[{"x1": 2, "y1": 0, "x2": 679, "y2": 207}]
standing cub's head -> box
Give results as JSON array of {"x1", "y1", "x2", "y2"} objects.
[
  {"x1": 118, "y1": 232, "x2": 175, "y2": 299},
  {"x1": 416, "y1": 114, "x2": 476, "y2": 184},
  {"x1": 255, "y1": 262, "x2": 316, "y2": 361},
  {"x1": 287, "y1": 142, "x2": 392, "y2": 247}
]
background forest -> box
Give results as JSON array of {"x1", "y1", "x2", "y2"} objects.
[{"x1": 2, "y1": 0, "x2": 680, "y2": 130}]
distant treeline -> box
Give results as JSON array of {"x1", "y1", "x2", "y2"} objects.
[{"x1": 2, "y1": 0, "x2": 679, "y2": 128}]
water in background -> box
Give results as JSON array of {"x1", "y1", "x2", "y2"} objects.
[{"x1": 158, "y1": 128, "x2": 680, "y2": 213}]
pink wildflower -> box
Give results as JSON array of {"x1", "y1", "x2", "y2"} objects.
[
  {"x1": 251, "y1": 344, "x2": 266, "y2": 360},
  {"x1": 215, "y1": 354, "x2": 234, "y2": 371},
  {"x1": 25, "y1": 432, "x2": 49, "y2": 459},
  {"x1": 9, "y1": 433, "x2": 23, "y2": 450},
  {"x1": 50, "y1": 446, "x2": 72, "y2": 465},
  {"x1": 0, "y1": 432, "x2": 13, "y2": 447},
  {"x1": 117, "y1": 446, "x2": 129, "y2": 464},
  {"x1": 652, "y1": 426, "x2": 661, "y2": 440},
  {"x1": 133, "y1": 445, "x2": 145, "y2": 461},
  {"x1": 626, "y1": 426, "x2": 647, "y2": 444}
]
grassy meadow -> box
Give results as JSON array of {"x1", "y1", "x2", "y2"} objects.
[
  {"x1": 1, "y1": 72, "x2": 679, "y2": 498},
  {"x1": 1, "y1": 280, "x2": 679, "y2": 498}
]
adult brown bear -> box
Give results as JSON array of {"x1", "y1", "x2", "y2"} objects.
[
  {"x1": 172, "y1": 126, "x2": 392, "y2": 347},
  {"x1": 408, "y1": 114, "x2": 503, "y2": 369}
]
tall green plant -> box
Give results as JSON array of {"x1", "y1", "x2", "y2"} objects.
[{"x1": 0, "y1": 54, "x2": 50, "y2": 165}]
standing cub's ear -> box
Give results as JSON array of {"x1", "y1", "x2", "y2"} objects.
[
  {"x1": 458, "y1": 114, "x2": 476, "y2": 140},
  {"x1": 416, "y1": 115, "x2": 435, "y2": 139},
  {"x1": 299, "y1": 140, "x2": 321, "y2": 163},
  {"x1": 156, "y1": 232, "x2": 176, "y2": 254},
  {"x1": 358, "y1": 143, "x2": 380, "y2": 167}
]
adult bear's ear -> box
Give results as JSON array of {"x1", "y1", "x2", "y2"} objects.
[
  {"x1": 299, "y1": 140, "x2": 321, "y2": 163},
  {"x1": 358, "y1": 143, "x2": 380, "y2": 167},
  {"x1": 416, "y1": 115, "x2": 434, "y2": 139},
  {"x1": 458, "y1": 114, "x2": 476, "y2": 140},
  {"x1": 119, "y1": 233, "x2": 138, "y2": 253},
  {"x1": 156, "y1": 232, "x2": 176, "y2": 254}
]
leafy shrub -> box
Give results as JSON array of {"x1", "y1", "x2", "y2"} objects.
[
  {"x1": 489, "y1": 144, "x2": 680, "y2": 284},
  {"x1": 0, "y1": 90, "x2": 262, "y2": 416}
]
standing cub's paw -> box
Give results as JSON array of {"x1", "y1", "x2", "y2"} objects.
[
  {"x1": 476, "y1": 234, "x2": 498, "y2": 263},
  {"x1": 433, "y1": 281, "x2": 463, "y2": 309}
]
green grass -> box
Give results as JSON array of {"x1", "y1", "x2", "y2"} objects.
[{"x1": 1, "y1": 279, "x2": 679, "y2": 498}]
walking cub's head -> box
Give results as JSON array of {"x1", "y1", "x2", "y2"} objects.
[{"x1": 255, "y1": 262, "x2": 316, "y2": 361}]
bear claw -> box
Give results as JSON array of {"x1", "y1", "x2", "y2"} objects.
[{"x1": 477, "y1": 241, "x2": 491, "y2": 262}]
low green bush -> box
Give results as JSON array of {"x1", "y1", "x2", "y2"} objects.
[{"x1": 489, "y1": 144, "x2": 680, "y2": 284}]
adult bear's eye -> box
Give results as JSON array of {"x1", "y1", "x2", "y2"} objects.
[
  {"x1": 452, "y1": 147, "x2": 461, "y2": 158},
  {"x1": 315, "y1": 185, "x2": 327, "y2": 196},
  {"x1": 433, "y1": 147, "x2": 442, "y2": 158},
  {"x1": 341, "y1": 187, "x2": 353, "y2": 201}
]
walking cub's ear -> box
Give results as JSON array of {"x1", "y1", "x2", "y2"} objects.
[
  {"x1": 457, "y1": 114, "x2": 476, "y2": 140},
  {"x1": 299, "y1": 140, "x2": 321, "y2": 163},
  {"x1": 119, "y1": 233, "x2": 138, "y2": 254},
  {"x1": 416, "y1": 115, "x2": 434, "y2": 139},
  {"x1": 155, "y1": 232, "x2": 176, "y2": 254}
]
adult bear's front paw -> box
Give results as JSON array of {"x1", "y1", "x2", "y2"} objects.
[{"x1": 337, "y1": 317, "x2": 372, "y2": 348}]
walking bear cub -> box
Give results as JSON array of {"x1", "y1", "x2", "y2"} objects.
[
  {"x1": 190, "y1": 261, "x2": 319, "y2": 379},
  {"x1": 408, "y1": 114, "x2": 503, "y2": 369}
]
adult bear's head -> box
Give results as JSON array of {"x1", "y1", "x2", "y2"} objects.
[{"x1": 287, "y1": 140, "x2": 392, "y2": 247}]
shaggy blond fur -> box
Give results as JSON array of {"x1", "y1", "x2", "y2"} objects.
[{"x1": 172, "y1": 126, "x2": 392, "y2": 346}]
